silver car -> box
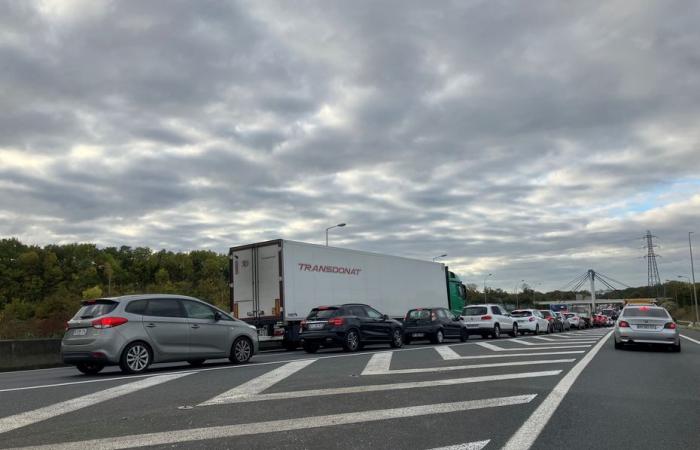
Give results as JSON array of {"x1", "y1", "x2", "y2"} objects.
[
  {"x1": 614, "y1": 305, "x2": 680, "y2": 352},
  {"x1": 62, "y1": 294, "x2": 259, "y2": 375}
]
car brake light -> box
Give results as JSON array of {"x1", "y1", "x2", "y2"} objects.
[
  {"x1": 618, "y1": 320, "x2": 630, "y2": 328},
  {"x1": 328, "y1": 317, "x2": 345, "y2": 327},
  {"x1": 664, "y1": 322, "x2": 677, "y2": 329},
  {"x1": 528, "y1": 317, "x2": 535, "y2": 322},
  {"x1": 481, "y1": 315, "x2": 492, "y2": 320},
  {"x1": 92, "y1": 317, "x2": 128, "y2": 329}
]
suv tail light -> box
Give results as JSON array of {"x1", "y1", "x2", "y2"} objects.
[
  {"x1": 92, "y1": 317, "x2": 128, "y2": 329},
  {"x1": 328, "y1": 317, "x2": 345, "y2": 327},
  {"x1": 528, "y1": 317, "x2": 535, "y2": 322},
  {"x1": 481, "y1": 315, "x2": 492, "y2": 320},
  {"x1": 664, "y1": 322, "x2": 677, "y2": 329},
  {"x1": 618, "y1": 320, "x2": 630, "y2": 328}
]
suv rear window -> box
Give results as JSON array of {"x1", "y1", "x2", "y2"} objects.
[
  {"x1": 407, "y1": 309, "x2": 431, "y2": 320},
  {"x1": 511, "y1": 310, "x2": 532, "y2": 317},
  {"x1": 73, "y1": 300, "x2": 118, "y2": 319},
  {"x1": 307, "y1": 307, "x2": 340, "y2": 320},
  {"x1": 462, "y1": 306, "x2": 487, "y2": 316},
  {"x1": 540, "y1": 310, "x2": 553, "y2": 318},
  {"x1": 622, "y1": 308, "x2": 669, "y2": 318}
]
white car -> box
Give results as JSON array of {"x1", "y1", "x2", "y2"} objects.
[
  {"x1": 510, "y1": 309, "x2": 550, "y2": 335},
  {"x1": 563, "y1": 312, "x2": 583, "y2": 329},
  {"x1": 460, "y1": 304, "x2": 517, "y2": 339}
]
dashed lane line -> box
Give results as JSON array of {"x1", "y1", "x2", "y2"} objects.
[
  {"x1": 196, "y1": 371, "x2": 561, "y2": 405},
  {"x1": 11, "y1": 396, "x2": 536, "y2": 450},
  {"x1": 501, "y1": 331, "x2": 613, "y2": 450},
  {"x1": 0, "y1": 372, "x2": 192, "y2": 435}
]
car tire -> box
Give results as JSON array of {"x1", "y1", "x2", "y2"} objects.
[
  {"x1": 390, "y1": 328, "x2": 403, "y2": 348},
  {"x1": 343, "y1": 329, "x2": 361, "y2": 352},
  {"x1": 534, "y1": 324, "x2": 540, "y2": 335},
  {"x1": 187, "y1": 359, "x2": 206, "y2": 367},
  {"x1": 229, "y1": 337, "x2": 253, "y2": 364},
  {"x1": 491, "y1": 324, "x2": 501, "y2": 339},
  {"x1": 302, "y1": 342, "x2": 319, "y2": 353},
  {"x1": 614, "y1": 340, "x2": 623, "y2": 350},
  {"x1": 672, "y1": 341, "x2": 681, "y2": 353},
  {"x1": 76, "y1": 362, "x2": 104, "y2": 375},
  {"x1": 510, "y1": 323, "x2": 518, "y2": 337},
  {"x1": 283, "y1": 341, "x2": 298, "y2": 351},
  {"x1": 119, "y1": 341, "x2": 152, "y2": 374},
  {"x1": 431, "y1": 329, "x2": 445, "y2": 344},
  {"x1": 460, "y1": 329, "x2": 468, "y2": 342}
]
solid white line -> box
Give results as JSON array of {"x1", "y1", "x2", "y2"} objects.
[
  {"x1": 435, "y1": 350, "x2": 586, "y2": 361},
  {"x1": 502, "y1": 331, "x2": 613, "y2": 450},
  {"x1": 510, "y1": 339, "x2": 534, "y2": 346},
  {"x1": 428, "y1": 439, "x2": 491, "y2": 450},
  {"x1": 476, "y1": 342, "x2": 591, "y2": 352},
  {"x1": 15, "y1": 396, "x2": 536, "y2": 450},
  {"x1": 199, "y1": 371, "x2": 561, "y2": 405},
  {"x1": 529, "y1": 336, "x2": 555, "y2": 341},
  {"x1": 0, "y1": 372, "x2": 191, "y2": 435},
  {"x1": 199, "y1": 359, "x2": 315, "y2": 406},
  {"x1": 362, "y1": 359, "x2": 575, "y2": 375},
  {"x1": 680, "y1": 334, "x2": 700, "y2": 344},
  {"x1": 361, "y1": 352, "x2": 393, "y2": 375}
]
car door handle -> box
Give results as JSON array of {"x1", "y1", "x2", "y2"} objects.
[
  {"x1": 191, "y1": 324, "x2": 200, "y2": 329},
  {"x1": 146, "y1": 323, "x2": 156, "y2": 328}
]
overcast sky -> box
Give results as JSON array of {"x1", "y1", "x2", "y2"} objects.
[{"x1": 1, "y1": 0, "x2": 699, "y2": 292}]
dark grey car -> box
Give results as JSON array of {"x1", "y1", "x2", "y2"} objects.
[{"x1": 62, "y1": 294, "x2": 259, "y2": 375}]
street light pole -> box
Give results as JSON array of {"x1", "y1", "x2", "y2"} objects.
[
  {"x1": 689, "y1": 232, "x2": 699, "y2": 323},
  {"x1": 483, "y1": 273, "x2": 492, "y2": 302},
  {"x1": 325, "y1": 223, "x2": 346, "y2": 246},
  {"x1": 432, "y1": 254, "x2": 447, "y2": 262}
]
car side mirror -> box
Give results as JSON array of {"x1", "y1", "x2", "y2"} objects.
[
  {"x1": 214, "y1": 311, "x2": 222, "y2": 321},
  {"x1": 382, "y1": 314, "x2": 389, "y2": 321}
]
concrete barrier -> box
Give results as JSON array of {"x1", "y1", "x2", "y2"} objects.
[{"x1": 0, "y1": 339, "x2": 64, "y2": 371}]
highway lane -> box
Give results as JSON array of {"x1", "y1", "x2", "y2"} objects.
[{"x1": 0, "y1": 328, "x2": 696, "y2": 449}]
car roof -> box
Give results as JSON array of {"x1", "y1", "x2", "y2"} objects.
[{"x1": 96, "y1": 294, "x2": 203, "y2": 302}]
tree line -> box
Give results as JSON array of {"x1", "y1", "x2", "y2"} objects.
[{"x1": 0, "y1": 238, "x2": 228, "y2": 339}]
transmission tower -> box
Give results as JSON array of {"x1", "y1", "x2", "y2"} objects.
[{"x1": 644, "y1": 230, "x2": 662, "y2": 298}]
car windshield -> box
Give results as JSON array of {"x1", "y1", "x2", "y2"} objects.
[
  {"x1": 622, "y1": 308, "x2": 669, "y2": 318},
  {"x1": 540, "y1": 311, "x2": 552, "y2": 318},
  {"x1": 73, "y1": 300, "x2": 118, "y2": 319},
  {"x1": 462, "y1": 306, "x2": 488, "y2": 316},
  {"x1": 307, "y1": 307, "x2": 340, "y2": 320},
  {"x1": 407, "y1": 309, "x2": 431, "y2": 320},
  {"x1": 511, "y1": 310, "x2": 532, "y2": 317}
]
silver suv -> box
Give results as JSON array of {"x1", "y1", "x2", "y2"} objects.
[{"x1": 62, "y1": 294, "x2": 259, "y2": 375}]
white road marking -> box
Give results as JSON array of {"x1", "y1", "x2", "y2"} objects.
[
  {"x1": 427, "y1": 439, "x2": 491, "y2": 450},
  {"x1": 15, "y1": 396, "x2": 536, "y2": 450},
  {"x1": 502, "y1": 331, "x2": 613, "y2": 450},
  {"x1": 0, "y1": 372, "x2": 191, "y2": 435},
  {"x1": 680, "y1": 334, "x2": 700, "y2": 344},
  {"x1": 529, "y1": 336, "x2": 555, "y2": 341},
  {"x1": 198, "y1": 371, "x2": 561, "y2": 405},
  {"x1": 512, "y1": 340, "x2": 597, "y2": 346},
  {"x1": 361, "y1": 352, "x2": 393, "y2": 375},
  {"x1": 476, "y1": 342, "x2": 590, "y2": 352},
  {"x1": 435, "y1": 347, "x2": 585, "y2": 361},
  {"x1": 362, "y1": 359, "x2": 575, "y2": 375},
  {"x1": 199, "y1": 359, "x2": 315, "y2": 406},
  {"x1": 510, "y1": 339, "x2": 534, "y2": 345}
]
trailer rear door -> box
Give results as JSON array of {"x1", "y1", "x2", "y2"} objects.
[{"x1": 231, "y1": 242, "x2": 282, "y2": 321}]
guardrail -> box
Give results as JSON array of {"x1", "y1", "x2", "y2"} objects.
[{"x1": 0, "y1": 339, "x2": 64, "y2": 371}]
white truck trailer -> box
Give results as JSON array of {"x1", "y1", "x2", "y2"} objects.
[{"x1": 228, "y1": 239, "x2": 467, "y2": 349}]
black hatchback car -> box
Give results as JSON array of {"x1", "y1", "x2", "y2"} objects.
[
  {"x1": 299, "y1": 303, "x2": 404, "y2": 353},
  {"x1": 403, "y1": 307, "x2": 467, "y2": 344}
]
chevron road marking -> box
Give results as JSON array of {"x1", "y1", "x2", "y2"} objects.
[
  {"x1": 476, "y1": 342, "x2": 591, "y2": 352},
  {"x1": 427, "y1": 439, "x2": 491, "y2": 450},
  {"x1": 434, "y1": 346, "x2": 585, "y2": 361}
]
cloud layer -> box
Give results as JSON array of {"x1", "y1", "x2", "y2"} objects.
[{"x1": 2, "y1": 0, "x2": 700, "y2": 291}]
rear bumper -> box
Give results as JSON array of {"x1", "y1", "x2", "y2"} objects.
[
  {"x1": 300, "y1": 330, "x2": 345, "y2": 346},
  {"x1": 615, "y1": 329, "x2": 679, "y2": 345},
  {"x1": 403, "y1": 325, "x2": 439, "y2": 337},
  {"x1": 62, "y1": 352, "x2": 112, "y2": 365}
]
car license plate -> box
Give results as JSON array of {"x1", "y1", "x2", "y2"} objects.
[
  {"x1": 73, "y1": 328, "x2": 87, "y2": 336},
  {"x1": 412, "y1": 333, "x2": 424, "y2": 338},
  {"x1": 308, "y1": 323, "x2": 324, "y2": 330},
  {"x1": 467, "y1": 324, "x2": 478, "y2": 328},
  {"x1": 636, "y1": 324, "x2": 656, "y2": 329}
]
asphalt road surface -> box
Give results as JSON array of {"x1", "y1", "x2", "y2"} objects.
[{"x1": 1, "y1": 328, "x2": 699, "y2": 449}]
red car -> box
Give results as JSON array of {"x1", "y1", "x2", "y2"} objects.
[{"x1": 593, "y1": 314, "x2": 607, "y2": 327}]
